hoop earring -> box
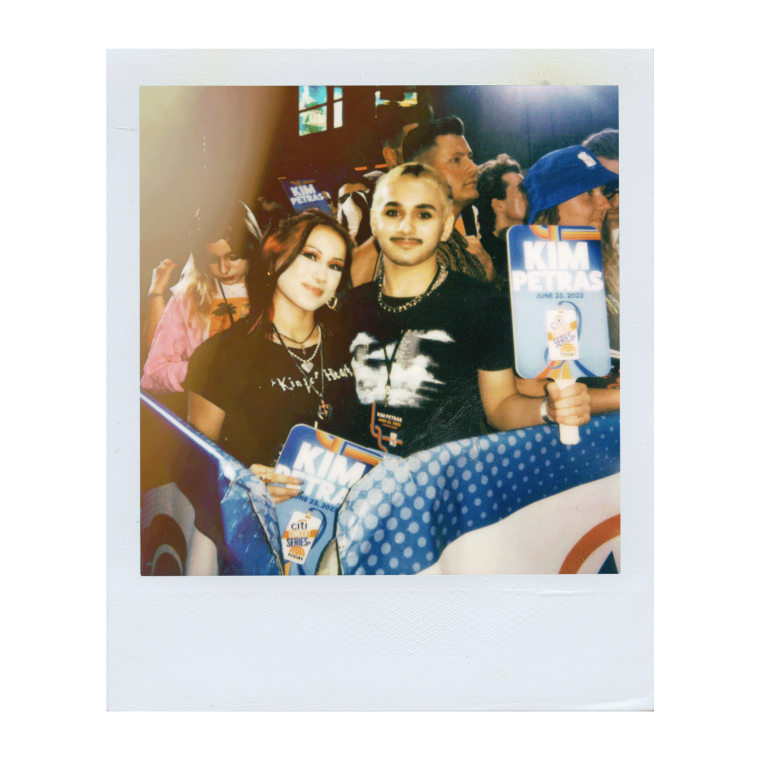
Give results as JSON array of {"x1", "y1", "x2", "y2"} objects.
[{"x1": 327, "y1": 296, "x2": 338, "y2": 310}]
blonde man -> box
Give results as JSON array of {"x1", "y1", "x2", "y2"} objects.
[{"x1": 339, "y1": 163, "x2": 591, "y2": 456}]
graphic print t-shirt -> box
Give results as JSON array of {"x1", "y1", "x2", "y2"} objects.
[
  {"x1": 183, "y1": 317, "x2": 354, "y2": 467},
  {"x1": 340, "y1": 271, "x2": 513, "y2": 456},
  {"x1": 208, "y1": 281, "x2": 250, "y2": 338}
]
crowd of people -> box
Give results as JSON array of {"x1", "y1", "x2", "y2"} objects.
[{"x1": 141, "y1": 105, "x2": 620, "y2": 504}]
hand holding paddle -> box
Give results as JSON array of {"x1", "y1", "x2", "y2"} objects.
[
  {"x1": 249, "y1": 463, "x2": 303, "y2": 504},
  {"x1": 546, "y1": 380, "x2": 591, "y2": 444}
]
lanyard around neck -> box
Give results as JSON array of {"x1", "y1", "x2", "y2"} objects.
[{"x1": 381, "y1": 330, "x2": 407, "y2": 407}]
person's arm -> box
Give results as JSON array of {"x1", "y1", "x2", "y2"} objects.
[
  {"x1": 143, "y1": 296, "x2": 166, "y2": 356},
  {"x1": 140, "y1": 295, "x2": 192, "y2": 394},
  {"x1": 350, "y1": 236, "x2": 380, "y2": 287},
  {"x1": 465, "y1": 235, "x2": 496, "y2": 282},
  {"x1": 187, "y1": 391, "x2": 226, "y2": 441},
  {"x1": 187, "y1": 391, "x2": 303, "y2": 504},
  {"x1": 479, "y1": 368, "x2": 591, "y2": 431},
  {"x1": 516, "y1": 376, "x2": 620, "y2": 414},
  {"x1": 143, "y1": 259, "x2": 178, "y2": 353}
]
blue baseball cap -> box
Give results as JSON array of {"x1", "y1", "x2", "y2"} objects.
[{"x1": 522, "y1": 145, "x2": 619, "y2": 224}]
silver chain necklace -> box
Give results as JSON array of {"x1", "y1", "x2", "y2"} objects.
[
  {"x1": 274, "y1": 324, "x2": 321, "y2": 373},
  {"x1": 377, "y1": 264, "x2": 448, "y2": 313}
]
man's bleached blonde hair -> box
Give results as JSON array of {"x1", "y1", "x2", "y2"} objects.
[{"x1": 372, "y1": 162, "x2": 454, "y2": 217}]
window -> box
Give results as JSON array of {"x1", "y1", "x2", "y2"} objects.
[{"x1": 299, "y1": 86, "x2": 343, "y2": 136}]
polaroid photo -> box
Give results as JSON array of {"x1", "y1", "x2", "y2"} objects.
[{"x1": 108, "y1": 49, "x2": 652, "y2": 710}]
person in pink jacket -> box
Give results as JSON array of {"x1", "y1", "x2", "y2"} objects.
[{"x1": 141, "y1": 201, "x2": 259, "y2": 395}]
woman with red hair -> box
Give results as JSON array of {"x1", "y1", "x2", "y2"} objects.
[{"x1": 184, "y1": 210, "x2": 354, "y2": 503}]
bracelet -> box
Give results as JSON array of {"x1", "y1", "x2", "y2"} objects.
[{"x1": 540, "y1": 397, "x2": 557, "y2": 425}]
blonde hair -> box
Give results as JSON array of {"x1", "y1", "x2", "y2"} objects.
[
  {"x1": 372, "y1": 162, "x2": 454, "y2": 218},
  {"x1": 178, "y1": 254, "x2": 218, "y2": 328},
  {"x1": 601, "y1": 221, "x2": 619, "y2": 303}
]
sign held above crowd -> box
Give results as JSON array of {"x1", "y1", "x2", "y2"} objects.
[{"x1": 507, "y1": 225, "x2": 612, "y2": 444}]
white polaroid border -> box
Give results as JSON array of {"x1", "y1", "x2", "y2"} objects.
[{"x1": 108, "y1": 49, "x2": 652, "y2": 710}]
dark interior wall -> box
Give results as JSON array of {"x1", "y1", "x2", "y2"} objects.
[
  {"x1": 431, "y1": 85, "x2": 618, "y2": 171},
  {"x1": 141, "y1": 84, "x2": 617, "y2": 245},
  {"x1": 264, "y1": 84, "x2": 618, "y2": 192},
  {"x1": 265, "y1": 86, "x2": 380, "y2": 201}
]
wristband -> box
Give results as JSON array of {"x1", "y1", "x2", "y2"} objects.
[{"x1": 540, "y1": 397, "x2": 557, "y2": 425}]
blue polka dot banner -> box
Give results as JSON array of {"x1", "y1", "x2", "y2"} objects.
[
  {"x1": 142, "y1": 394, "x2": 620, "y2": 575},
  {"x1": 336, "y1": 414, "x2": 620, "y2": 575}
]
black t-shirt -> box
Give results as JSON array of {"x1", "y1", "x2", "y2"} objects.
[
  {"x1": 479, "y1": 229, "x2": 508, "y2": 275},
  {"x1": 340, "y1": 271, "x2": 514, "y2": 456},
  {"x1": 183, "y1": 317, "x2": 355, "y2": 467}
]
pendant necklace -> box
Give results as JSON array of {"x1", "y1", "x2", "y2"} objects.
[
  {"x1": 271, "y1": 322, "x2": 318, "y2": 372},
  {"x1": 288, "y1": 331, "x2": 320, "y2": 373},
  {"x1": 272, "y1": 324, "x2": 333, "y2": 421}
]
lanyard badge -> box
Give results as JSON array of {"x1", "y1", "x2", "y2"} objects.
[
  {"x1": 368, "y1": 330, "x2": 408, "y2": 453},
  {"x1": 369, "y1": 402, "x2": 405, "y2": 453}
]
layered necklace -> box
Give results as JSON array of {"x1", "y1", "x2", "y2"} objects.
[
  {"x1": 271, "y1": 322, "x2": 332, "y2": 421},
  {"x1": 272, "y1": 322, "x2": 320, "y2": 373},
  {"x1": 377, "y1": 264, "x2": 448, "y2": 313}
]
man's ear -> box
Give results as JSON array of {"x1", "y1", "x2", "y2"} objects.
[
  {"x1": 440, "y1": 211, "x2": 456, "y2": 242},
  {"x1": 382, "y1": 146, "x2": 399, "y2": 169},
  {"x1": 369, "y1": 208, "x2": 379, "y2": 236},
  {"x1": 492, "y1": 197, "x2": 506, "y2": 214}
]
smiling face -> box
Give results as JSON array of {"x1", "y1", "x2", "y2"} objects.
[
  {"x1": 370, "y1": 173, "x2": 455, "y2": 269},
  {"x1": 204, "y1": 239, "x2": 249, "y2": 285},
  {"x1": 425, "y1": 134, "x2": 479, "y2": 210},
  {"x1": 273, "y1": 226, "x2": 347, "y2": 314},
  {"x1": 557, "y1": 186, "x2": 612, "y2": 231}
]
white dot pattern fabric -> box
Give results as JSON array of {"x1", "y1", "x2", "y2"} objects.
[{"x1": 337, "y1": 415, "x2": 620, "y2": 575}]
